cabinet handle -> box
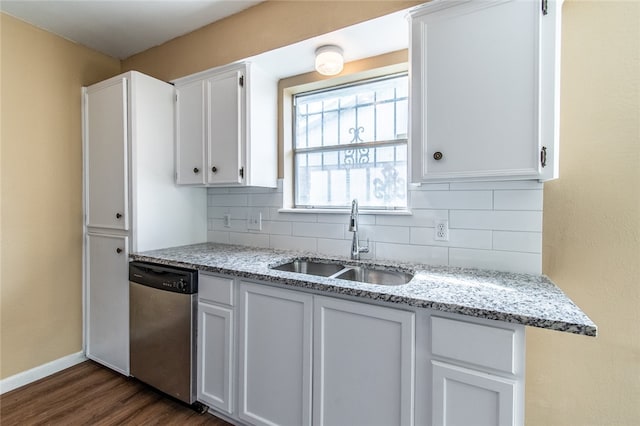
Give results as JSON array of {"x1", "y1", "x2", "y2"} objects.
[
  {"x1": 116, "y1": 248, "x2": 123, "y2": 254},
  {"x1": 116, "y1": 213, "x2": 122, "y2": 219},
  {"x1": 211, "y1": 166, "x2": 217, "y2": 173},
  {"x1": 433, "y1": 151, "x2": 443, "y2": 161},
  {"x1": 193, "y1": 167, "x2": 200, "y2": 174}
]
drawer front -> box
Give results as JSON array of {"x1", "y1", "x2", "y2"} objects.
[
  {"x1": 431, "y1": 316, "x2": 516, "y2": 374},
  {"x1": 199, "y1": 273, "x2": 234, "y2": 306}
]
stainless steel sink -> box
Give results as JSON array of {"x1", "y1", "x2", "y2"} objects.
[
  {"x1": 271, "y1": 259, "x2": 413, "y2": 285},
  {"x1": 335, "y1": 266, "x2": 413, "y2": 286},
  {"x1": 271, "y1": 259, "x2": 346, "y2": 277}
]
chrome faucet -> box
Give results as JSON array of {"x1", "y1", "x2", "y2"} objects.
[{"x1": 349, "y1": 199, "x2": 369, "y2": 260}]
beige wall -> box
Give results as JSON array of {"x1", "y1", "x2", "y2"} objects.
[
  {"x1": 530, "y1": 1, "x2": 640, "y2": 424},
  {"x1": 0, "y1": 13, "x2": 120, "y2": 378}
]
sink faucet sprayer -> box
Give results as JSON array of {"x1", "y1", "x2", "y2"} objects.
[{"x1": 349, "y1": 199, "x2": 369, "y2": 260}]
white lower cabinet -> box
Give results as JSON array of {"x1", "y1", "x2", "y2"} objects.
[
  {"x1": 86, "y1": 233, "x2": 129, "y2": 375},
  {"x1": 432, "y1": 361, "x2": 517, "y2": 426},
  {"x1": 313, "y1": 296, "x2": 416, "y2": 426},
  {"x1": 196, "y1": 277, "x2": 524, "y2": 426},
  {"x1": 238, "y1": 281, "x2": 313, "y2": 426},
  {"x1": 430, "y1": 315, "x2": 525, "y2": 426},
  {"x1": 198, "y1": 273, "x2": 235, "y2": 414},
  {"x1": 198, "y1": 302, "x2": 234, "y2": 413}
]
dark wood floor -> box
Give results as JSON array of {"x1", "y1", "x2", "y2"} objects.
[{"x1": 0, "y1": 360, "x2": 233, "y2": 425}]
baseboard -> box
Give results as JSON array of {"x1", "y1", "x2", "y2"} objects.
[{"x1": 0, "y1": 351, "x2": 87, "y2": 395}]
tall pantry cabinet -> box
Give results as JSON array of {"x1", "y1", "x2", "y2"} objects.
[{"x1": 83, "y1": 71, "x2": 206, "y2": 374}]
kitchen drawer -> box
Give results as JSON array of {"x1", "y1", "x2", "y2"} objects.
[
  {"x1": 431, "y1": 316, "x2": 516, "y2": 375},
  {"x1": 199, "y1": 273, "x2": 234, "y2": 306}
]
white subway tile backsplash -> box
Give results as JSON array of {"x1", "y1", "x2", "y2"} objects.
[
  {"x1": 360, "y1": 225, "x2": 410, "y2": 244},
  {"x1": 261, "y1": 220, "x2": 292, "y2": 236},
  {"x1": 248, "y1": 193, "x2": 282, "y2": 207},
  {"x1": 292, "y1": 222, "x2": 345, "y2": 239},
  {"x1": 206, "y1": 180, "x2": 544, "y2": 274},
  {"x1": 211, "y1": 193, "x2": 248, "y2": 207},
  {"x1": 270, "y1": 209, "x2": 318, "y2": 223},
  {"x1": 493, "y1": 231, "x2": 542, "y2": 253},
  {"x1": 376, "y1": 243, "x2": 449, "y2": 265},
  {"x1": 212, "y1": 218, "x2": 246, "y2": 233},
  {"x1": 409, "y1": 182, "x2": 451, "y2": 191},
  {"x1": 228, "y1": 185, "x2": 281, "y2": 194},
  {"x1": 318, "y1": 213, "x2": 376, "y2": 225},
  {"x1": 208, "y1": 230, "x2": 230, "y2": 244},
  {"x1": 450, "y1": 210, "x2": 542, "y2": 232},
  {"x1": 208, "y1": 187, "x2": 231, "y2": 195},
  {"x1": 411, "y1": 190, "x2": 493, "y2": 210},
  {"x1": 494, "y1": 190, "x2": 543, "y2": 211},
  {"x1": 317, "y1": 238, "x2": 353, "y2": 258},
  {"x1": 209, "y1": 206, "x2": 252, "y2": 220},
  {"x1": 410, "y1": 228, "x2": 492, "y2": 250},
  {"x1": 229, "y1": 232, "x2": 269, "y2": 248},
  {"x1": 376, "y1": 209, "x2": 448, "y2": 227},
  {"x1": 270, "y1": 234, "x2": 317, "y2": 252},
  {"x1": 449, "y1": 248, "x2": 541, "y2": 274},
  {"x1": 450, "y1": 181, "x2": 544, "y2": 190}
]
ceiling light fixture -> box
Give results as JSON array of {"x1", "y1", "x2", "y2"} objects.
[{"x1": 315, "y1": 45, "x2": 344, "y2": 76}]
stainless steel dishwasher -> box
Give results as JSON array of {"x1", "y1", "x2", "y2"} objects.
[{"x1": 129, "y1": 261, "x2": 198, "y2": 405}]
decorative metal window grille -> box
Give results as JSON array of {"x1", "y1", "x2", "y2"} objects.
[{"x1": 294, "y1": 74, "x2": 408, "y2": 209}]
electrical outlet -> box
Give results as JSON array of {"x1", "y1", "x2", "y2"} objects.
[
  {"x1": 247, "y1": 212, "x2": 262, "y2": 231},
  {"x1": 224, "y1": 214, "x2": 232, "y2": 228},
  {"x1": 434, "y1": 220, "x2": 449, "y2": 241}
]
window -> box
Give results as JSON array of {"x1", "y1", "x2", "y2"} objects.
[{"x1": 293, "y1": 74, "x2": 408, "y2": 209}]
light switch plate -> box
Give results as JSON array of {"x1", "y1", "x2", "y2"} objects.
[{"x1": 248, "y1": 211, "x2": 262, "y2": 231}]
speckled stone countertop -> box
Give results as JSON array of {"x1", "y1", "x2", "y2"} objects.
[{"x1": 131, "y1": 242, "x2": 597, "y2": 337}]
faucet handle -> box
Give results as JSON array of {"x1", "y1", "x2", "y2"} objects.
[{"x1": 360, "y1": 238, "x2": 370, "y2": 254}]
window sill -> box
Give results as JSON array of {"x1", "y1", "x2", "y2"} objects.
[{"x1": 278, "y1": 208, "x2": 412, "y2": 216}]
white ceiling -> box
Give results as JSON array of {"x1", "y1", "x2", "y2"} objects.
[
  {"x1": 0, "y1": 0, "x2": 264, "y2": 59},
  {"x1": 248, "y1": 10, "x2": 409, "y2": 79},
  {"x1": 0, "y1": 0, "x2": 410, "y2": 79}
]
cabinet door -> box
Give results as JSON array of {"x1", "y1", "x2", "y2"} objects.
[
  {"x1": 198, "y1": 302, "x2": 233, "y2": 414},
  {"x1": 85, "y1": 79, "x2": 129, "y2": 229},
  {"x1": 207, "y1": 70, "x2": 243, "y2": 185},
  {"x1": 432, "y1": 361, "x2": 517, "y2": 426},
  {"x1": 176, "y1": 80, "x2": 206, "y2": 184},
  {"x1": 238, "y1": 282, "x2": 313, "y2": 426},
  {"x1": 313, "y1": 296, "x2": 415, "y2": 426},
  {"x1": 86, "y1": 233, "x2": 129, "y2": 375},
  {"x1": 410, "y1": 0, "x2": 550, "y2": 181}
]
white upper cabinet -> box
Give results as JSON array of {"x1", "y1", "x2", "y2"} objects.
[
  {"x1": 176, "y1": 80, "x2": 206, "y2": 184},
  {"x1": 85, "y1": 78, "x2": 128, "y2": 230},
  {"x1": 207, "y1": 70, "x2": 243, "y2": 185},
  {"x1": 174, "y1": 62, "x2": 277, "y2": 187},
  {"x1": 409, "y1": 0, "x2": 561, "y2": 182}
]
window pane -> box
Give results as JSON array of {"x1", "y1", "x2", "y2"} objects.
[
  {"x1": 294, "y1": 74, "x2": 408, "y2": 209},
  {"x1": 295, "y1": 143, "x2": 407, "y2": 208}
]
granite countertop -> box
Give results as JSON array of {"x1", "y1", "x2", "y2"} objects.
[{"x1": 131, "y1": 242, "x2": 597, "y2": 337}]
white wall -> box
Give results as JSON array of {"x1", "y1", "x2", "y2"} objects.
[{"x1": 207, "y1": 179, "x2": 543, "y2": 274}]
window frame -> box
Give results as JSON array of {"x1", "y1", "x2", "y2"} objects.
[{"x1": 291, "y1": 73, "x2": 409, "y2": 211}]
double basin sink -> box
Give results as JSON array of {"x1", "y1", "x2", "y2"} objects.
[{"x1": 271, "y1": 259, "x2": 413, "y2": 286}]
